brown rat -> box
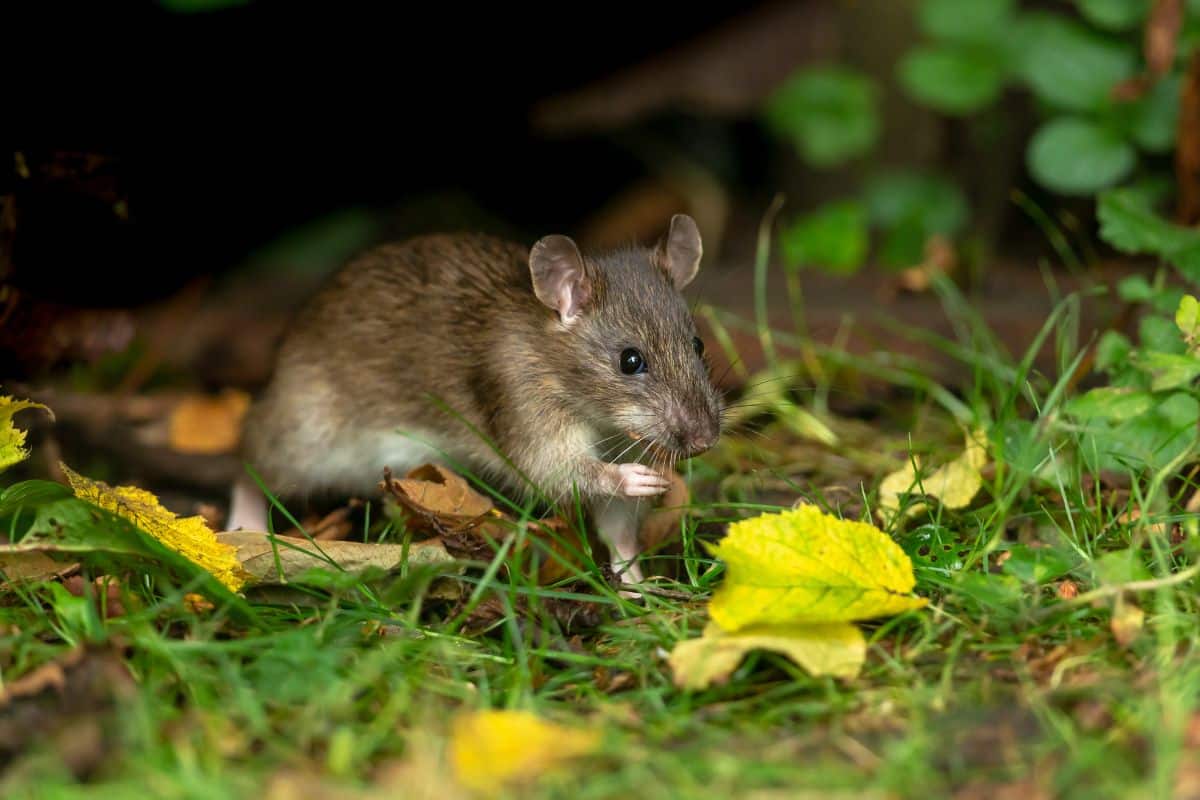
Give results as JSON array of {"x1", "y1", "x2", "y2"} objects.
[{"x1": 231, "y1": 214, "x2": 722, "y2": 585}]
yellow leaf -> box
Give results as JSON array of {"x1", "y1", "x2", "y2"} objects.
[
  {"x1": 709, "y1": 505, "x2": 926, "y2": 631},
  {"x1": 1110, "y1": 596, "x2": 1145, "y2": 648},
  {"x1": 61, "y1": 464, "x2": 248, "y2": 592},
  {"x1": 168, "y1": 389, "x2": 250, "y2": 455},
  {"x1": 669, "y1": 621, "x2": 864, "y2": 689},
  {"x1": 0, "y1": 395, "x2": 52, "y2": 472},
  {"x1": 449, "y1": 710, "x2": 600, "y2": 794},
  {"x1": 879, "y1": 428, "x2": 987, "y2": 523}
]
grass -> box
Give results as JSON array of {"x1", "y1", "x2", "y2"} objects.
[{"x1": 3, "y1": 271, "x2": 1200, "y2": 799}]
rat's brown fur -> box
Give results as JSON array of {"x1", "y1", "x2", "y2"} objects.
[{"x1": 239, "y1": 221, "x2": 721, "y2": 580}]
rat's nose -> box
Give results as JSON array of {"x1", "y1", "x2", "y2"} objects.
[{"x1": 683, "y1": 427, "x2": 718, "y2": 456}]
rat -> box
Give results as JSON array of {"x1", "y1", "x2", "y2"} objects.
[{"x1": 230, "y1": 214, "x2": 722, "y2": 586}]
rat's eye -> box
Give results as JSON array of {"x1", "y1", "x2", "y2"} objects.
[
  {"x1": 692, "y1": 336, "x2": 705, "y2": 357},
  {"x1": 620, "y1": 348, "x2": 646, "y2": 375}
]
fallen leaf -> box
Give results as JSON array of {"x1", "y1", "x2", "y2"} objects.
[
  {"x1": 216, "y1": 530, "x2": 455, "y2": 584},
  {"x1": 1110, "y1": 596, "x2": 1145, "y2": 647},
  {"x1": 879, "y1": 428, "x2": 987, "y2": 524},
  {"x1": 669, "y1": 620, "x2": 865, "y2": 689},
  {"x1": 167, "y1": 389, "x2": 251, "y2": 455},
  {"x1": 449, "y1": 710, "x2": 600, "y2": 794},
  {"x1": 62, "y1": 463, "x2": 249, "y2": 592},
  {"x1": 708, "y1": 505, "x2": 926, "y2": 631},
  {"x1": 383, "y1": 464, "x2": 495, "y2": 531},
  {"x1": 0, "y1": 550, "x2": 78, "y2": 584},
  {"x1": 385, "y1": 464, "x2": 590, "y2": 584},
  {"x1": 0, "y1": 394, "x2": 53, "y2": 472}
]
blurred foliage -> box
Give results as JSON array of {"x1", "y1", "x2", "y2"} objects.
[
  {"x1": 765, "y1": 0, "x2": 1200, "y2": 276},
  {"x1": 763, "y1": 67, "x2": 880, "y2": 168}
]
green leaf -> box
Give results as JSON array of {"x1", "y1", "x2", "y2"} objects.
[
  {"x1": 1131, "y1": 74, "x2": 1181, "y2": 154},
  {"x1": 1078, "y1": 391, "x2": 1200, "y2": 473},
  {"x1": 1098, "y1": 188, "x2": 1200, "y2": 283},
  {"x1": 879, "y1": 217, "x2": 928, "y2": 268},
  {"x1": 918, "y1": 0, "x2": 1016, "y2": 42},
  {"x1": 1136, "y1": 351, "x2": 1200, "y2": 390},
  {"x1": 1142, "y1": 314, "x2": 1188, "y2": 354},
  {"x1": 899, "y1": 45, "x2": 1007, "y2": 115},
  {"x1": 1093, "y1": 548, "x2": 1152, "y2": 585},
  {"x1": 900, "y1": 524, "x2": 971, "y2": 575},
  {"x1": 1002, "y1": 544, "x2": 1075, "y2": 584},
  {"x1": 1075, "y1": 0, "x2": 1148, "y2": 31},
  {"x1": 1177, "y1": 295, "x2": 1200, "y2": 351},
  {"x1": 779, "y1": 201, "x2": 869, "y2": 274},
  {"x1": 1027, "y1": 118, "x2": 1136, "y2": 194},
  {"x1": 864, "y1": 171, "x2": 970, "y2": 234},
  {"x1": 1117, "y1": 274, "x2": 1157, "y2": 303},
  {"x1": 1015, "y1": 13, "x2": 1137, "y2": 112},
  {"x1": 1096, "y1": 331, "x2": 1134, "y2": 375},
  {"x1": 764, "y1": 67, "x2": 880, "y2": 167},
  {"x1": 1065, "y1": 387, "x2": 1157, "y2": 421}
]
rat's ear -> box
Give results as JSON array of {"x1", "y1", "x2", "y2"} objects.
[
  {"x1": 655, "y1": 213, "x2": 703, "y2": 289},
  {"x1": 530, "y1": 234, "x2": 591, "y2": 324}
]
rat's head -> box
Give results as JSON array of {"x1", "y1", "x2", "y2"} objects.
[{"x1": 529, "y1": 214, "x2": 722, "y2": 462}]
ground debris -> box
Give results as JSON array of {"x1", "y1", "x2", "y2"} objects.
[{"x1": 0, "y1": 644, "x2": 134, "y2": 779}]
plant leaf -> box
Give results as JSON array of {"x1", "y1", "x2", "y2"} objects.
[
  {"x1": 864, "y1": 171, "x2": 969, "y2": 235},
  {"x1": 1075, "y1": 0, "x2": 1147, "y2": 32},
  {"x1": 449, "y1": 710, "x2": 600, "y2": 794},
  {"x1": 62, "y1": 464, "x2": 249, "y2": 592},
  {"x1": 669, "y1": 621, "x2": 865, "y2": 689},
  {"x1": 778, "y1": 201, "x2": 869, "y2": 274},
  {"x1": 1015, "y1": 13, "x2": 1137, "y2": 112},
  {"x1": 1096, "y1": 186, "x2": 1200, "y2": 284},
  {"x1": 763, "y1": 67, "x2": 879, "y2": 168},
  {"x1": 1026, "y1": 118, "x2": 1136, "y2": 195},
  {"x1": 899, "y1": 45, "x2": 1007, "y2": 115},
  {"x1": 918, "y1": 0, "x2": 1016, "y2": 42},
  {"x1": 708, "y1": 505, "x2": 926, "y2": 631},
  {"x1": 1131, "y1": 74, "x2": 1181, "y2": 153},
  {"x1": 1064, "y1": 387, "x2": 1157, "y2": 421},
  {"x1": 0, "y1": 396, "x2": 53, "y2": 473},
  {"x1": 1177, "y1": 294, "x2": 1200, "y2": 352}
]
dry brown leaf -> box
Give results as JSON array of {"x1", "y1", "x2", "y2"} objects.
[
  {"x1": 167, "y1": 388, "x2": 250, "y2": 455},
  {"x1": 0, "y1": 551, "x2": 78, "y2": 584},
  {"x1": 216, "y1": 530, "x2": 455, "y2": 584},
  {"x1": 384, "y1": 464, "x2": 591, "y2": 584},
  {"x1": 383, "y1": 464, "x2": 495, "y2": 531}
]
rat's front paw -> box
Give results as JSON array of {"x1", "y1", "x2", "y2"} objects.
[{"x1": 611, "y1": 463, "x2": 670, "y2": 497}]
